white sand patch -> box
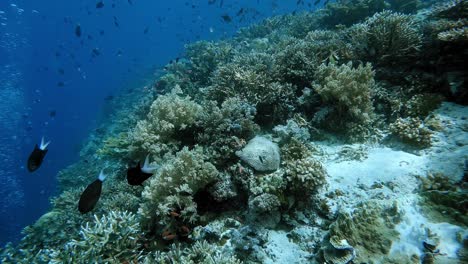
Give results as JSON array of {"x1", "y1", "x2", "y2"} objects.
[
  {"x1": 390, "y1": 193, "x2": 466, "y2": 258},
  {"x1": 264, "y1": 230, "x2": 309, "y2": 264},
  {"x1": 260, "y1": 103, "x2": 467, "y2": 262}
]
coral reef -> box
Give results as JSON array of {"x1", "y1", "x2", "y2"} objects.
[
  {"x1": 347, "y1": 10, "x2": 422, "y2": 65},
  {"x1": 2, "y1": 1, "x2": 466, "y2": 263},
  {"x1": 129, "y1": 86, "x2": 202, "y2": 156},
  {"x1": 389, "y1": 117, "x2": 433, "y2": 147},
  {"x1": 50, "y1": 211, "x2": 142, "y2": 263},
  {"x1": 308, "y1": 61, "x2": 375, "y2": 139},
  {"x1": 139, "y1": 146, "x2": 219, "y2": 230},
  {"x1": 418, "y1": 172, "x2": 468, "y2": 226},
  {"x1": 325, "y1": 201, "x2": 401, "y2": 263}
]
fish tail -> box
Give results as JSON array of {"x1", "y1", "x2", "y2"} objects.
[
  {"x1": 98, "y1": 170, "x2": 106, "y2": 182},
  {"x1": 40, "y1": 136, "x2": 51, "y2": 150}
]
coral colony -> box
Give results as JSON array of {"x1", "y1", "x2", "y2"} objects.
[{"x1": 2, "y1": 0, "x2": 467, "y2": 263}]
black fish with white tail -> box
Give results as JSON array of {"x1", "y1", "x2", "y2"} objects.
[
  {"x1": 27, "y1": 137, "x2": 50, "y2": 172},
  {"x1": 127, "y1": 154, "x2": 158, "y2": 186},
  {"x1": 78, "y1": 170, "x2": 106, "y2": 213}
]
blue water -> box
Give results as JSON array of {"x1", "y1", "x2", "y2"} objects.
[{"x1": 0, "y1": 0, "x2": 324, "y2": 248}]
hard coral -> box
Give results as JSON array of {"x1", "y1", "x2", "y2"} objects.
[
  {"x1": 310, "y1": 61, "x2": 375, "y2": 139},
  {"x1": 284, "y1": 157, "x2": 327, "y2": 194},
  {"x1": 326, "y1": 202, "x2": 401, "y2": 263},
  {"x1": 139, "y1": 146, "x2": 219, "y2": 230},
  {"x1": 51, "y1": 211, "x2": 141, "y2": 263},
  {"x1": 130, "y1": 86, "x2": 202, "y2": 156},
  {"x1": 389, "y1": 117, "x2": 433, "y2": 147},
  {"x1": 348, "y1": 10, "x2": 422, "y2": 65}
]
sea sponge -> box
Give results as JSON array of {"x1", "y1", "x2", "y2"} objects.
[
  {"x1": 236, "y1": 136, "x2": 281, "y2": 172},
  {"x1": 139, "y1": 146, "x2": 219, "y2": 229},
  {"x1": 311, "y1": 61, "x2": 375, "y2": 136}
]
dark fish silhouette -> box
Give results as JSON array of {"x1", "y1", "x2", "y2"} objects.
[
  {"x1": 96, "y1": 1, "x2": 104, "y2": 8},
  {"x1": 49, "y1": 110, "x2": 56, "y2": 117},
  {"x1": 27, "y1": 137, "x2": 50, "y2": 172},
  {"x1": 127, "y1": 155, "x2": 157, "y2": 186},
  {"x1": 78, "y1": 170, "x2": 106, "y2": 213},
  {"x1": 75, "y1": 24, "x2": 81, "y2": 37},
  {"x1": 221, "y1": 14, "x2": 232, "y2": 23}
]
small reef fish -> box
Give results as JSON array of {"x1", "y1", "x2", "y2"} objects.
[
  {"x1": 127, "y1": 155, "x2": 158, "y2": 186},
  {"x1": 75, "y1": 24, "x2": 81, "y2": 37},
  {"x1": 27, "y1": 137, "x2": 50, "y2": 172},
  {"x1": 96, "y1": 1, "x2": 104, "y2": 9},
  {"x1": 221, "y1": 14, "x2": 232, "y2": 23},
  {"x1": 78, "y1": 170, "x2": 106, "y2": 213}
]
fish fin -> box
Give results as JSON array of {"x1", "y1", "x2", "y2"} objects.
[
  {"x1": 40, "y1": 137, "x2": 51, "y2": 150},
  {"x1": 141, "y1": 154, "x2": 158, "y2": 174},
  {"x1": 98, "y1": 170, "x2": 106, "y2": 181}
]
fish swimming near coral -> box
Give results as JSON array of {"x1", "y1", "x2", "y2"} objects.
[
  {"x1": 27, "y1": 137, "x2": 50, "y2": 172},
  {"x1": 127, "y1": 154, "x2": 158, "y2": 186},
  {"x1": 78, "y1": 170, "x2": 106, "y2": 213}
]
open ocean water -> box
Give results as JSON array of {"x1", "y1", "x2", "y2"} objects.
[{"x1": 0, "y1": 0, "x2": 466, "y2": 263}]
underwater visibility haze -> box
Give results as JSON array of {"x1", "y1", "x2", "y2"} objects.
[{"x1": 1, "y1": 0, "x2": 467, "y2": 263}]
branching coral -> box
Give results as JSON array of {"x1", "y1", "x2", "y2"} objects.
[
  {"x1": 319, "y1": 0, "x2": 388, "y2": 27},
  {"x1": 204, "y1": 52, "x2": 296, "y2": 125},
  {"x1": 273, "y1": 30, "x2": 352, "y2": 87},
  {"x1": 309, "y1": 61, "x2": 375, "y2": 139},
  {"x1": 139, "y1": 146, "x2": 219, "y2": 230},
  {"x1": 389, "y1": 117, "x2": 433, "y2": 147},
  {"x1": 197, "y1": 97, "x2": 259, "y2": 164},
  {"x1": 129, "y1": 86, "x2": 202, "y2": 156},
  {"x1": 347, "y1": 10, "x2": 422, "y2": 64},
  {"x1": 185, "y1": 40, "x2": 234, "y2": 86},
  {"x1": 49, "y1": 211, "x2": 142, "y2": 263},
  {"x1": 284, "y1": 157, "x2": 327, "y2": 195}
]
